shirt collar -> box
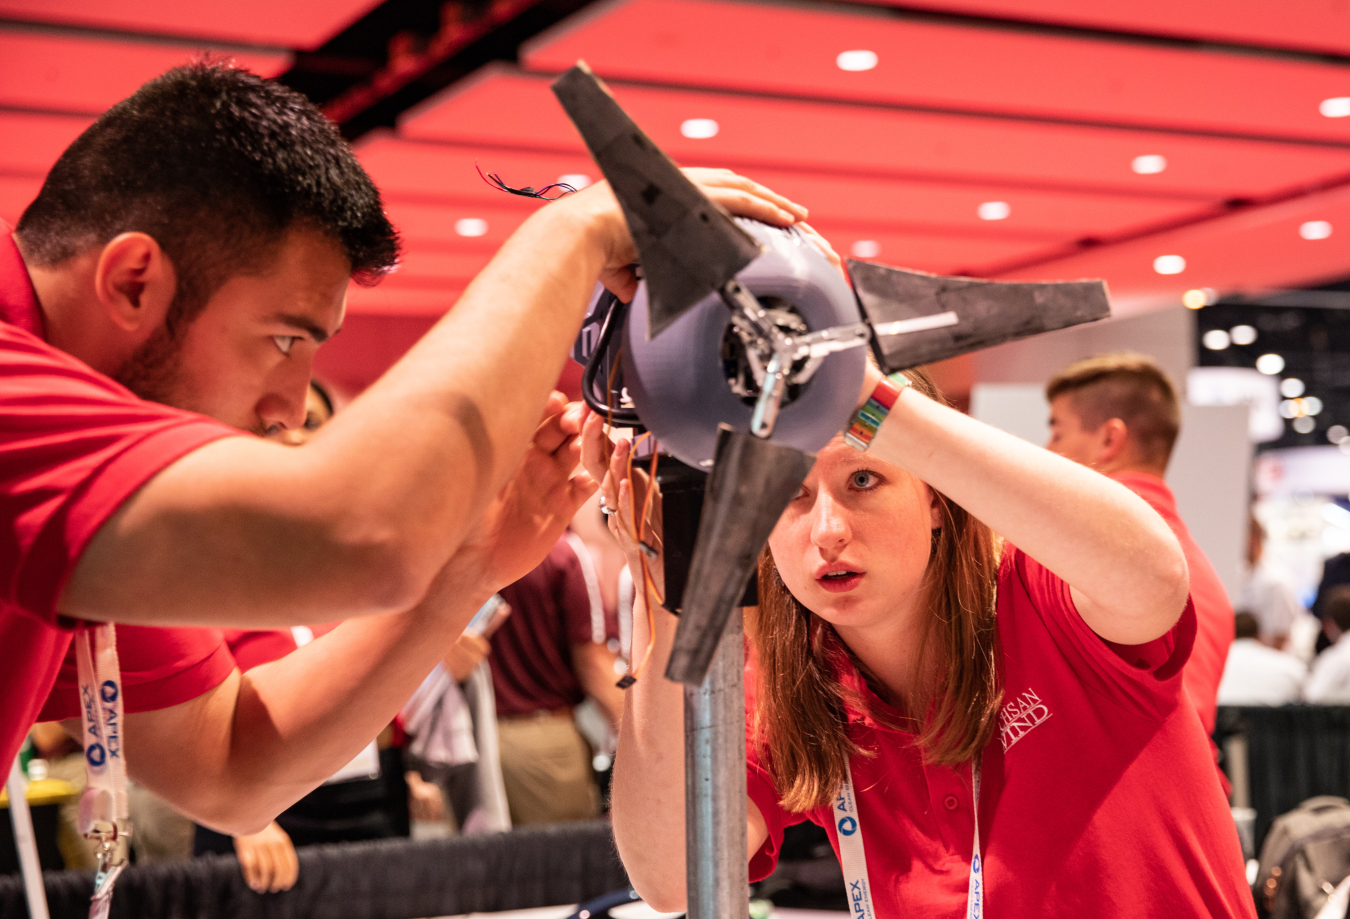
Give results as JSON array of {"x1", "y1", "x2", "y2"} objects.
[
  {"x1": 0, "y1": 223, "x2": 46, "y2": 340},
  {"x1": 1110, "y1": 469, "x2": 1177, "y2": 516}
]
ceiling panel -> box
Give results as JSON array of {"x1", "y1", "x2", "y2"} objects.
[
  {"x1": 400, "y1": 69, "x2": 1350, "y2": 200},
  {"x1": 370, "y1": 149, "x2": 1212, "y2": 245},
  {"x1": 0, "y1": 29, "x2": 290, "y2": 115},
  {"x1": 0, "y1": 0, "x2": 381, "y2": 50},
  {"x1": 0, "y1": 111, "x2": 93, "y2": 175},
  {"x1": 997, "y1": 183, "x2": 1350, "y2": 313},
  {"x1": 525, "y1": 0, "x2": 1350, "y2": 144},
  {"x1": 840, "y1": 0, "x2": 1350, "y2": 57},
  {"x1": 345, "y1": 282, "x2": 463, "y2": 317},
  {"x1": 383, "y1": 200, "x2": 538, "y2": 247}
]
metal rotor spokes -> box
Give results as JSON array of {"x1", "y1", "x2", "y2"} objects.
[{"x1": 718, "y1": 279, "x2": 870, "y2": 438}]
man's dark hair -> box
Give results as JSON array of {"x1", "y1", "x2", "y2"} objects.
[
  {"x1": 16, "y1": 60, "x2": 399, "y2": 335},
  {"x1": 1234, "y1": 611, "x2": 1260, "y2": 641},
  {"x1": 1325, "y1": 585, "x2": 1350, "y2": 634}
]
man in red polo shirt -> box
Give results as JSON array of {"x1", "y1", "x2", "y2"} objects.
[
  {"x1": 1, "y1": 59, "x2": 807, "y2": 831},
  {"x1": 1045, "y1": 353, "x2": 1235, "y2": 743}
]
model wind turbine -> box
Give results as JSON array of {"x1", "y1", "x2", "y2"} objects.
[{"x1": 554, "y1": 62, "x2": 1109, "y2": 918}]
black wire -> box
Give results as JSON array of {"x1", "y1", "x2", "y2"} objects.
[
  {"x1": 581, "y1": 294, "x2": 641, "y2": 425},
  {"x1": 476, "y1": 163, "x2": 578, "y2": 200}
]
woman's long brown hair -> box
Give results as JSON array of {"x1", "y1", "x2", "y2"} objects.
[{"x1": 749, "y1": 368, "x2": 1002, "y2": 813}]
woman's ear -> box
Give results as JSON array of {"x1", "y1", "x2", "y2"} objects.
[
  {"x1": 92, "y1": 232, "x2": 175, "y2": 336},
  {"x1": 927, "y1": 485, "x2": 943, "y2": 531}
]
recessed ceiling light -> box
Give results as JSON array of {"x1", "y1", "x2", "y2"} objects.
[
  {"x1": 836, "y1": 50, "x2": 878, "y2": 72},
  {"x1": 1183, "y1": 289, "x2": 1208, "y2": 309},
  {"x1": 1202, "y1": 329, "x2": 1230, "y2": 350},
  {"x1": 1256, "y1": 353, "x2": 1286, "y2": 375},
  {"x1": 851, "y1": 240, "x2": 881, "y2": 258},
  {"x1": 1306, "y1": 396, "x2": 1324, "y2": 416},
  {"x1": 1328, "y1": 425, "x2": 1348, "y2": 444},
  {"x1": 1132, "y1": 155, "x2": 1167, "y2": 175},
  {"x1": 455, "y1": 217, "x2": 488, "y2": 237},
  {"x1": 1281, "y1": 378, "x2": 1305, "y2": 398},
  {"x1": 1294, "y1": 415, "x2": 1317, "y2": 434},
  {"x1": 680, "y1": 118, "x2": 719, "y2": 139},
  {"x1": 557, "y1": 173, "x2": 591, "y2": 189},
  {"x1": 1300, "y1": 220, "x2": 1333, "y2": 240},
  {"x1": 977, "y1": 201, "x2": 1011, "y2": 221},
  {"x1": 1153, "y1": 254, "x2": 1185, "y2": 275},
  {"x1": 1230, "y1": 324, "x2": 1257, "y2": 346},
  {"x1": 1280, "y1": 399, "x2": 1300, "y2": 419},
  {"x1": 1320, "y1": 97, "x2": 1350, "y2": 118}
]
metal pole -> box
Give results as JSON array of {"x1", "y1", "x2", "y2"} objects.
[
  {"x1": 8, "y1": 756, "x2": 51, "y2": 919},
  {"x1": 683, "y1": 606, "x2": 748, "y2": 919}
]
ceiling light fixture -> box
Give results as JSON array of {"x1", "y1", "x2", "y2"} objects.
[
  {"x1": 1201, "y1": 329, "x2": 1230, "y2": 351},
  {"x1": 455, "y1": 218, "x2": 488, "y2": 237},
  {"x1": 851, "y1": 240, "x2": 881, "y2": 258},
  {"x1": 1281, "y1": 378, "x2": 1306, "y2": 398},
  {"x1": 1300, "y1": 220, "x2": 1333, "y2": 240},
  {"x1": 1230, "y1": 325, "x2": 1257, "y2": 346},
  {"x1": 558, "y1": 173, "x2": 591, "y2": 189},
  {"x1": 1328, "y1": 425, "x2": 1348, "y2": 444},
  {"x1": 680, "y1": 118, "x2": 719, "y2": 139},
  {"x1": 1153, "y1": 254, "x2": 1185, "y2": 275},
  {"x1": 1320, "y1": 97, "x2": 1350, "y2": 118},
  {"x1": 836, "y1": 50, "x2": 878, "y2": 72},
  {"x1": 1132, "y1": 155, "x2": 1167, "y2": 175},
  {"x1": 1294, "y1": 416, "x2": 1316, "y2": 434},
  {"x1": 1256, "y1": 353, "x2": 1286, "y2": 375},
  {"x1": 977, "y1": 201, "x2": 1011, "y2": 221}
]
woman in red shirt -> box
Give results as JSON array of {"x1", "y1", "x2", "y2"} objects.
[{"x1": 589, "y1": 364, "x2": 1254, "y2": 918}]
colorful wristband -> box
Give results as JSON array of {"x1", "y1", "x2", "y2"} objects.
[{"x1": 843, "y1": 372, "x2": 913, "y2": 451}]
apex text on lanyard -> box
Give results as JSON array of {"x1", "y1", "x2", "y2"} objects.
[
  {"x1": 76, "y1": 623, "x2": 131, "y2": 919},
  {"x1": 834, "y1": 759, "x2": 983, "y2": 919}
]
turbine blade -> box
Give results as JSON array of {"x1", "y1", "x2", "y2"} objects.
[
  {"x1": 666, "y1": 427, "x2": 815, "y2": 686},
  {"x1": 552, "y1": 63, "x2": 764, "y2": 338},
  {"x1": 848, "y1": 261, "x2": 1110, "y2": 373}
]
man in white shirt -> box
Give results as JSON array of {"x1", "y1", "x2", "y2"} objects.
[
  {"x1": 1218, "y1": 612, "x2": 1306, "y2": 706},
  {"x1": 1305, "y1": 587, "x2": 1350, "y2": 703}
]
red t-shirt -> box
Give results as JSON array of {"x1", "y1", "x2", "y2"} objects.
[
  {"x1": 1114, "y1": 471, "x2": 1234, "y2": 736},
  {"x1": 747, "y1": 546, "x2": 1253, "y2": 918},
  {"x1": 39, "y1": 624, "x2": 341, "y2": 721},
  {"x1": 0, "y1": 223, "x2": 239, "y2": 771},
  {"x1": 489, "y1": 536, "x2": 618, "y2": 717}
]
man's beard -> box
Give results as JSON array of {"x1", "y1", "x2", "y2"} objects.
[{"x1": 113, "y1": 320, "x2": 189, "y2": 408}]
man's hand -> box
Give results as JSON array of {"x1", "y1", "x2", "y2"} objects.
[
  {"x1": 444, "y1": 630, "x2": 493, "y2": 682},
  {"x1": 234, "y1": 821, "x2": 299, "y2": 894},
  {"x1": 443, "y1": 394, "x2": 596, "y2": 597},
  {"x1": 580, "y1": 413, "x2": 664, "y2": 596},
  {"x1": 563, "y1": 168, "x2": 810, "y2": 303},
  {"x1": 406, "y1": 772, "x2": 447, "y2": 823}
]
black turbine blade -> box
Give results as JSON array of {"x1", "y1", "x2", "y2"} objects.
[
  {"x1": 666, "y1": 427, "x2": 815, "y2": 686},
  {"x1": 847, "y1": 260, "x2": 1110, "y2": 373},
  {"x1": 552, "y1": 63, "x2": 764, "y2": 338}
]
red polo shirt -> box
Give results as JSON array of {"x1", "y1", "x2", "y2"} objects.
[
  {"x1": 747, "y1": 546, "x2": 1253, "y2": 918},
  {"x1": 1114, "y1": 471, "x2": 1234, "y2": 736},
  {"x1": 0, "y1": 222, "x2": 239, "y2": 771}
]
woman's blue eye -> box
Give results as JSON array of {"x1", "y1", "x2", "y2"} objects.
[{"x1": 851, "y1": 471, "x2": 876, "y2": 489}]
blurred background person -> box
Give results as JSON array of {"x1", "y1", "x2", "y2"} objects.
[
  {"x1": 1242, "y1": 512, "x2": 1319, "y2": 662},
  {"x1": 488, "y1": 534, "x2": 626, "y2": 825},
  {"x1": 1046, "y1": 354, "x2": 1233, "y2": 742},
  {"x1": 1305, "y1": 586, "x2": 1350, "y2": 703},
  {"x1": 1217, "y1": 612, "x2": 1306, "y2": 706}
]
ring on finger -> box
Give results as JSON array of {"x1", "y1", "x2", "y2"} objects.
[{"x1": 600, "y1": 497, "x2": 619, "y2": 516}]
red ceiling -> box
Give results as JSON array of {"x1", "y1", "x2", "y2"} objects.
[
  {"x1": 524, "y1": 0, "x2": 1350, "y2": 144},
  {"x1": 844, "y1": 0, "x2": 1350, "y2": 57},
  {"x1": 0, "y1": 28, "x2": 290, "y2": 114},
  {"x1": 5, "y1": 0, "x2": 1350, "y2": 375},
  {"x1": 0, "y1": 1, "x2": 380, "y2": 49}
]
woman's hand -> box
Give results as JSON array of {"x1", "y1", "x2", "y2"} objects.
[
  {"x1": 234, "y1": 821, "x2": 299, "y2": 894},
  {"x1": 581, "y1": 413, "x2": 665, "y2": 598}
]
